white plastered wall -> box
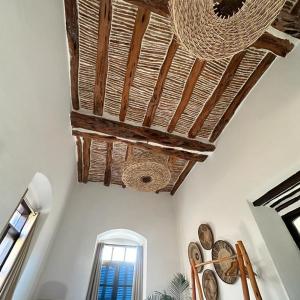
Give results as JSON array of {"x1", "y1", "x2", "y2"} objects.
[
  {"x1": 173, "y1": 44, "x2": 300, "y2": 300},
  {"x1": 35, "y1": 183, "x2": 180, "y2": 300},
  {"x1": 0, "y1": 1, "x2": 76, "y2": 299}
]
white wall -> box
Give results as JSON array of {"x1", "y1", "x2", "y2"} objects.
[
  {"x1": 174, "y1": 44, "x2": 300, "y2": 300},
  {"x1": 250, "y1": 204, "x2": 300, "y2": 299},
  {"x1": 36, "y1": 183, "x2": 180, "y2": 300},
  {"x1": 0, "y1": 1, "x2": 76, "y2": 299}
]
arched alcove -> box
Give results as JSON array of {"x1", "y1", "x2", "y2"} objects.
[
  {"x1": 26, "y1": 172, "x2": 53, "y2": 213},
  {"x1": 96, "y1": 229, "x2": 147, "y2": 298}
]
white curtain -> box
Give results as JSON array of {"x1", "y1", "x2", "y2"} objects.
[
  {"x1": 86, "y1": 243, "x2": 104, "y2": 300},
  {"x1": 132, "y1": 246, "x2": 143, "y2": 300},
  {"x1": 0, "y1": 213, "x2": 39, "y2": 300}
]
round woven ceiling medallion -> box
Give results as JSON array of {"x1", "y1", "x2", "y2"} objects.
[
  {"x1": 122, "y1": 152, "x2": 171, "y2": 192},
  {"x1": 169, "y1": 0, "x2": 285, "y2": 60}
]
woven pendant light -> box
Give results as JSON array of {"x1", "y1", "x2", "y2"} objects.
[
  {"x1": 170, "y1": 0, "x2": 285, "y2": 60},
  {"x1": 122, "y1": 152, "x2": 171, "y2": 192}
]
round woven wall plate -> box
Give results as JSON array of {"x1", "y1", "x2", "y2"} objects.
[
  {"x1": 202, "y1": 269, "x2": 219, "y2": 300},
  {"x1": 188, "y1": 242, "x2": 204, "y2": 273},
  {"x1": 198, "y1": 224, "x2": 214, "y2": 250},
  {"x1": 212, "y1": 240, "x2": 238, "y2": 284},
  {"x1": 169, "y1": 0, "x2": 285, "y2": 60}
]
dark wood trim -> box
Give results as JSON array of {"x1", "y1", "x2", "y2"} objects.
[
  {"x1": 119, "y1": 8, "x2": 151, "y2": 122},
  {"x1": 170, "y1": 161, "x2": 196, "y2": 195},
  {"x1": 189, "y1": 51, "x2": 246, "y2": 138},
  {"x1": 168, "y1": 59, "x2": 206, "y2": 133},
  {"x1": 253, "y1": 170, "x2": 300, "y2": 206},
  {"x1": 72, "y1": 130, "x2": 208, "y2": 162},
  {"x1": 270, "y1": 186, "x2": 300, "y2": 208},
  {"x1": 104, "y1": 142, "x2": 113, "y2": 186},
  {"x1": 143, "y1": 36, "x2": 179, "y2": 127},
  {"x1": 71, "y1": 112, "x2": 215, "y2": 152},
  {"x1": 94, "y1": 0, "x2": 112, "y2": 115},
  {"x1": 64, "y1": 0, "x2": 79, "y2": 110},
  {"x1": 82, "y1": 137, "x2": 91, "y2": 183},
  {"x1": 209, "y1": 53, "x2": 276, "y2": 142},
  {"x1": 276, "y1": 195, "x2": 300, "y2": 212},
  {"x1": 124, "y1": 0, "x2": 169, "y2": 17},
  {"x1": 252, "y1": 32, "x2": 294, "y2": 57},
  {"x1": 76, "y1": 136, "x2": 83, "y2": 182}
]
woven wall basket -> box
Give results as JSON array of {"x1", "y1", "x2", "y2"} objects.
[
  {"x1": 169, "y1": 0, "x2": 285, "y2": 60},
  {"x1": 122, "y1": 152, "x2": 171, "y2": 192}
]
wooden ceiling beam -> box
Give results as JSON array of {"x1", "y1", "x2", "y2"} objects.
[
  {"x1": 76, "y1": 136, "x2": 83, "y2": 182},
  {"x1": 188, "y1": 51, "x2": 246, "y2": 138},
  {"x1": 253, "y1": 170, "x2": 300, "y2": 207},
  {"x1": 104, "y1": 142, "x2": 113, "y2": 186},
  {"x1": 170, "y1": 161, "x2": 196, "y2": 195},
  {"x1": 124, "y1": 0, "x2": 169, "y2": 17},
  {"x1": 143, "y1": 36, "x2": 179, "y2": 127},
  {"x1": 64, "y1": 0, "x2": 79, "y2": 110},
  {"x1": 71, "y1": 111, "x2": 215, "y2": 152},
  {"x1": 94, "y1": 0, "x2": 112, "y2": 116},
  {"x1": 119, "y1": 8, "x2": 151, "y2": 122},
  {"x1": 82, "y1": 137, "x2": 91, "y2": 183},
  {"x1": 209, "y1": 53, "x2": 276, "y2": 143},
  {"x1": 73, "y1": 130, "x2": 208, "y2": 162},
  {"x1": 252, "y1": 32, "x2": 294, "y2": 57},
  {"x1": 168, "y1": 58, "x2": 206, "y2": 133}
]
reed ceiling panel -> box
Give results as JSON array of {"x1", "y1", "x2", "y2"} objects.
[
  {"x1": 104, "y1": 1, "x2": 137, "y2": 117},
  {"x1": 152, "y1": 47, "x2": 195, "y2": 129},
  {"x1": 68, "y1": 0, "x2": 296, "y2": 193},
  {"x1": 89, "y1": 140, "x2": 107, "y2": 182},
  {"x1": 78, "y1": 0, "x2": 99, "y2": 111},
  {"x1": 126, "y1": 13, "x2": 173, "y2": 124},
  {"x1": 198, "y1": 48, "x2": 268, "y2": 139},
  {"x1": 174, "y1": 58, "x2": 230, "y2": 136}
]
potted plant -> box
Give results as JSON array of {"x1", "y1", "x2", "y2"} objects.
[{"x1": 146, "y1": 273, "x2": 191, "y2": 300}]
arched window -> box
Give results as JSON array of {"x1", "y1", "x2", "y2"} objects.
[{"x1": 87, "y1": 229, "x2": 146, "y2": 300}]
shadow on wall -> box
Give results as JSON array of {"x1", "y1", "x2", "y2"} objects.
[{"x1": 36, "y1": 281, "x2": 68, "y2": 300}]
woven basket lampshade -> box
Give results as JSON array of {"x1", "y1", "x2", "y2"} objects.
[
  {"x1": 122, "y1": 152, "x2": 171, "y2": 192},
  {"x1": 169, "y1": 0, "x2": 285, "y2": 60}
]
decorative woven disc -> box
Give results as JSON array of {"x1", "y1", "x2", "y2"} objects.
[
  {"x1": 212, "y1": 240, "x2": 238, "y2": 284},
  {"x1": 169, "y1": 0, "x2": 285, "y2": 60},
  {"x1": 198, "y1": 224, "x2": 214, "y2": 250},
  {"x1": 202, "y1": 269, "x2": 219, "y2": 300},
  {"x1": 122, "y1": 152, "x2": 171, "y2": 192},
  {"x1": 188, "y1": 242, "x2": 204, "y2": 273}
]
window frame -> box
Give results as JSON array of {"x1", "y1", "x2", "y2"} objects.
[
  {"x1": 98, "y1": 244, "x2": 137, "y2": 300},
  {"x1": 0, "y1": 195, "x2": 33, "y2": 271},
  {"x1": 282, "y1": 206, "x2": 300, "y2": 250}
]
